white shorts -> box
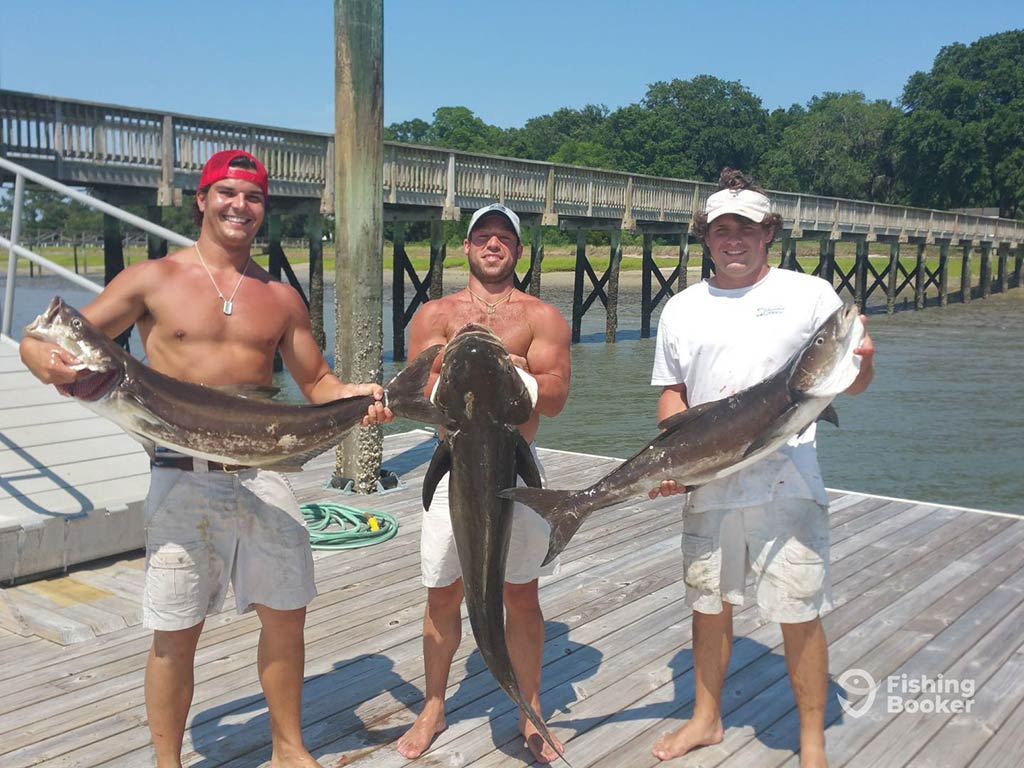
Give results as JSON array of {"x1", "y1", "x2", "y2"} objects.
[
  {"x1": 682, "y1": 497, "x2": 831, "y2": 624},
  {"x1": 143, "y1": 467, "x2": 317, "y2": 631},
  {"x1": 420, "y1": 443, "x2": 559, "y2": 587}
]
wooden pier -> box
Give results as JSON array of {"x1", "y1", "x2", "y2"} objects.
[
  {"x1": 3, "y1": 89, "x2": 1023, "y2": 358},
  {"x1": 1, "y1": 429, "x2": 1022, "y2": 767}
]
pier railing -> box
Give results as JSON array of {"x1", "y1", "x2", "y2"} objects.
[
  {"x1": 0, "y1": 155, "x2": 192, "y2": 338},
  {"x1": 2, "y1": 89, "x2": 1021, "y2": 246}
]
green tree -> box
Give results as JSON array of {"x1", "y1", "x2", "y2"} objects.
[
  {"x1": 426, "y1": 106, "x2": 504, "y2": 153},
  {"x1": 896, "y1": 30, "x2": 1024, "y2": 216},
  {"x1": 761, "y1": 92, "x2": 900, "y2": 201},
  {"x1": 385, "y1": 118, "x2": 431, "y2": 144},
  {"x1": 598, "y1": 76, "x2": 767, "y2": 180},
  {"x1": 504, "y1": 105, "x2": 609, "y2": 160}
]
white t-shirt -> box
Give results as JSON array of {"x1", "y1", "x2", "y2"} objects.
[{"x1": 651, "y1": 267, "x2": 843, "y2": 511}]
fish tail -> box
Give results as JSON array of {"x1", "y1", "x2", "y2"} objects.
[
  {"x1": 523, "y1": 702, "x2": 572, "y2": 767},
  {"x1": 384, "y1": 343, "x2": 442, "y2": 424},
  {"x1": 499, "y1": 487, "x2": 582, "y2": 567},
  {"x1": 476, "y1": 631, "x2": 571, "y2": 766}
]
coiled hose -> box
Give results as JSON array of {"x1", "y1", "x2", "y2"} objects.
[{"x1": 300, "y1": 502, "x2": 399, "y2": 550}]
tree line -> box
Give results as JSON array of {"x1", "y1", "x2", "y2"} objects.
[
  {"x1": 3, "y1": 29, "x2": 1021, "y2": 244},
  {"x1": 388, "y1": 30, "x2": 1023, "y2": 219}
]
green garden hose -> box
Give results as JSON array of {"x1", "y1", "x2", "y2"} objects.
[{"x1": 300, "y1": 502, "x2": 399, "y2": 550}]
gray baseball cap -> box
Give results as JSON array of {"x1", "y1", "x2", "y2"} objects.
[{"x1": 467, "y1": 203, "x2": 521, "y2": 239}]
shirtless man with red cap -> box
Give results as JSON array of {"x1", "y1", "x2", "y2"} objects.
[{"x1": 20, "y1": 149, "x2": 389, "y2": 767}]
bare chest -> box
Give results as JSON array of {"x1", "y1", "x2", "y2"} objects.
[{"x1": 443, "y1": 301, "x2": 534, "y2": 355}]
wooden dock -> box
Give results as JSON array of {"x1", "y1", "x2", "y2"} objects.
[
  {"x1": 1, "y1": 429, "x2": 1022, "y2": 767},
  {"x1": 0, "y1": 336, "x2": 150, "y2": 586}
]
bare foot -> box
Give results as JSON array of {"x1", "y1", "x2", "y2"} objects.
[
  {"x1": 651, "y1": 718, "x2": 724, "y2": 761},
  {"x1": 269, "y1": 748, "x2": 323, "y2": 767},
  {"x1": 521, "y1": 720, "x2": 564, "y2": 765},
  {"x1": 799, "y1": 743, "x2": 828, "y2": 768},
  {"x1": 396, "y1": 709, "x2": 446, "y2": 759}
]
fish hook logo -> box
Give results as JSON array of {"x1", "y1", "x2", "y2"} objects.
[{"x1": 836, "y1": 668, "x2": 877, "y2": 718}]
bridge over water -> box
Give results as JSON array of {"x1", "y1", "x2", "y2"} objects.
[
  {"x1": 1, "y1": 90, "x2": 1023, "y2": 584},
  {"x1": 2, "y1": 88, "x2": 1023, "y2": 355}
]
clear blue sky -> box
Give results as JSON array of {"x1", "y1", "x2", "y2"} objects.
[{"x1": 2, "y1": 1, "x2": 1022, "y2": 132}]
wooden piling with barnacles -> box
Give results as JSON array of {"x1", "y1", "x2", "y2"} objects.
[{"x1": 333, "y1": 0, "x2": 384, "y2": 494}]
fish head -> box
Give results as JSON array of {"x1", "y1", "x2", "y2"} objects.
[
  {"x1": 435, "y1": 323, "x2": 534, "y2": 428},
  {"x1": 23, "y1": 297, "x2": 126, "y2": 401},
  {"x1": 788, "y1": 303, "x2": 865, "y2": 398}
]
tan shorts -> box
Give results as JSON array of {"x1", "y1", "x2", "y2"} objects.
[
  {"x1": 143, "y1": 466, "x2": 316, "y2": 631},
  {"x1": 420, "y1": 443, "x2": 559, "y2": 587},
  {"x1": 682, "y1": 497, "x2": 831, "y2": 623}
]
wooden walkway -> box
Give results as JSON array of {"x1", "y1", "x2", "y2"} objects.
[
  {"x1": 0, "y1": 336, "x2": 150, "y2": 586},
  {"x1": 1, "y1": 429, "x2": 1023, "y2": 767}
]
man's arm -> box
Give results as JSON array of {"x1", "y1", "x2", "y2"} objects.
[
  {"x1": 845, "y1": 315, "x2": 875, "y2": 395},
  {"x1": 649, "y1": 383, "x2": 689, "y2": 499},
  {"x1": 276, "y1": 287, "x2": 390, "y2": 424},
  {"x1": 407, "y1": 300, "x2": 448, "y2": 398},
  {"x1": 20, "y1": 260, "x2": 153, "y2": 386},
  {"x1": 517, "y1": 303, "x2": 571, "y2": 418}
]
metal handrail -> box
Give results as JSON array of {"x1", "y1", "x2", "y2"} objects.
[{"x1": 1, "y1": 155, "x2": 193, "y2": 336}]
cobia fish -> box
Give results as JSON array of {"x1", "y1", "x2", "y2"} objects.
[
  {"x1": 422, "y1": 323, "x2": 569, "y2": 765},
  {"x1": 24, "y1": 297, "x2": 441, "y2": 470},
  {"x1": 503, "y1": 303, "x2": 865, "y2": 566}
]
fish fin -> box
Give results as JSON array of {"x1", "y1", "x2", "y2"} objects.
[
  {"x1": 514, "y1": 435, "x2": 543, "y2": 489},
  {"x1": 421, "y1": 440, "x2": 452, "y2": 510},
  {"x1": 502, "y1": 369, "x2": 536, "y2": 426},
  {"x1": 657, "y1": 400, "x2": 717, "y2": 432},
  {"x1": 499, "y1": 487, "x2": 577, "y2": 566},
  {"x1": 385, "y1": 343, "x2": 443, "y2": 424},
  {"x1": 817, "y1": 403, "x2": 839, "y2": 428},
  {"x1": 743, "y1": 423, "x2": 795, "y2": 458}
]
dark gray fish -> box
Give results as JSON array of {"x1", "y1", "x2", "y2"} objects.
[
  {"x1": 422, "y1": 323, "x2": 569, "y2": 765},
  {"x1": 503, "y1": 303, "x2": 865, "y2": 566},
  {"x1": 24, "y1": 296, "x2": 441, "y2": 471}
]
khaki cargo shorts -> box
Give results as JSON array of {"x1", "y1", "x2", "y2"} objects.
[
  {"x1": 143, "y1": 466, "x2": 316, "y2": 631},
  {"x1": 420, "y1": 443, "x2": 559, "y2": 587},
  {"x1": 681, "y1": 497, "x2": 832, "y2": 623}
]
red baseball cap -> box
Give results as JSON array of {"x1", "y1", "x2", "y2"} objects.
[{"x1": 199, "y1": 149, "x2": 269, "y2": 197}]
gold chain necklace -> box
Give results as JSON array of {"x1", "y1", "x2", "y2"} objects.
[
  {"x1": 467, "y1": 287, "x2": 515, "y2": 316},
  {"x1": 194, "y1": 244, "x2": 251, "y2": 316}
]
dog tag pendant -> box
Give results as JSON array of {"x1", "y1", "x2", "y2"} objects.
[{"x1": 223, "y1": 300, "x2": 233, "y2": 316}]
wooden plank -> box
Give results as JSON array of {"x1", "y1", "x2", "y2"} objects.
[
  {"x1": 0, "y1": 499, "x2": 682, "y2": 754},
  {"x1": 0, "y1": 433, "x2": 1022, "y2": 768},
  {"x1": 0, "y1": 453, "x2": 151, "y2": 501},
  {"x1": 0, "y1": 417, "x2": 126, "y2": 450},
  {"x1": 0, "y1": 400, "x2": 90, "y2": 428},
  {"x1": 965, "y1": 694, "x2": 1024, "y2": 766},
  {"x1": 0, "y1": 433, "x2": 146, "y2": 473}
]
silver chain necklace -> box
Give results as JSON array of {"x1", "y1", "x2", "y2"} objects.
[{"x1": 194, "y1": 244, "x2": 251, "y2": 316}]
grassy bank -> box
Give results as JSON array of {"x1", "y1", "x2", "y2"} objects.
[{"x1": 7, "y1": 242, "x2": 998, "y2": 282}]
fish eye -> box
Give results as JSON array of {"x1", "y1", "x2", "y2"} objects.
[
  {"x1": 72, "y1": 318, "x2": 82, "y2": 329},
  {"x1": 814, "y1": 337, "x2": 824, "y2": 345}
]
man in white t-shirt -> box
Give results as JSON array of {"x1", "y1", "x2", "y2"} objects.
[{"x1": 648, "y1": 169, "x2": 875, "y2": 767}]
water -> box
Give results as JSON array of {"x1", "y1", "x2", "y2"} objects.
[{"x1": 5, "y1": 272, "x2": 1022, "y2": 515}]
